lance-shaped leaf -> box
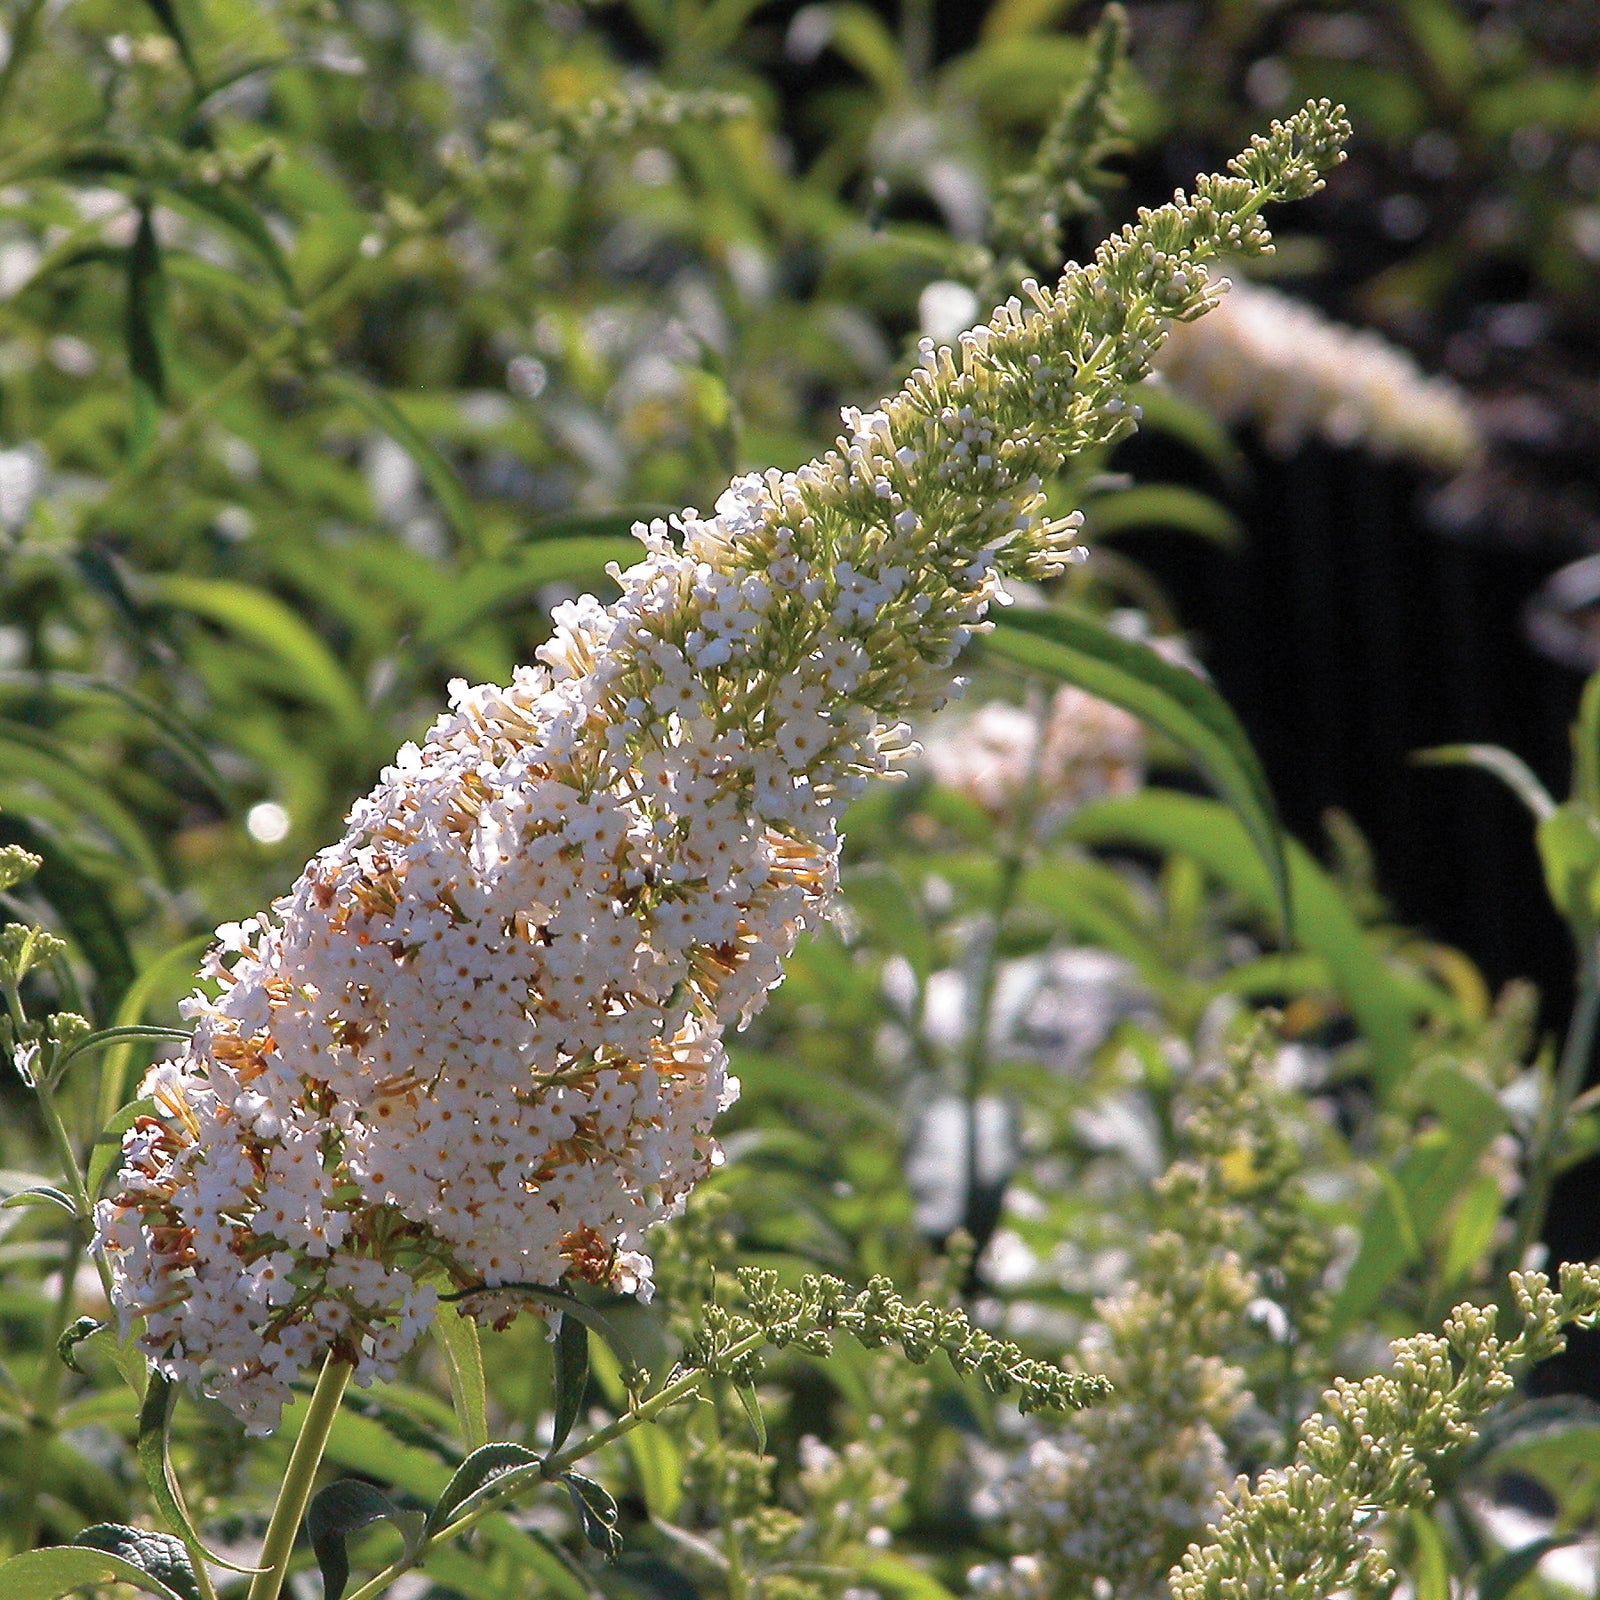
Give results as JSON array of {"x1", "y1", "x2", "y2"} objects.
[
  {"x1": 551, "y1": 1311, "x2": 591, "y2": 1456},
  {"x1": 308, "y1": 1479, "x2": 422, "y2": 1600},
  {"x1": 562, "y1": 1472, "x2": 622, "y2": 1559},
  {"x1": 433, "y1": 1307, "x2": 488, "y2": 1451},
  {"x1": 427, "y1": 1441, "x2": 542, "y2": 1535},
  {"x1": 139, "y1": 1373, "x2": 263, "y2": 1573},
  {"x1": 986, "y1": 607, "x2": 1292, "y2": 937},
  {"x1": 321, "y1": 370, "x2": 482, "y2": 556},
  {"x1": 124, "y1": 206, "x2": 168, "y2": 460}
]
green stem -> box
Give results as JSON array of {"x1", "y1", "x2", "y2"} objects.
[
  {"x1": 1507, "y1": 935, "x2": 1600, "y2": 1275},
  {"x1": 342, "y1": 1331, "x2": 769, "y2": 1600},
  {"x1": 958, "y1": 696, "x2": 1042, "y2": 1241},
  {"x1": 247, "y1": 1352, "x2": 354, "y2": 1600}
]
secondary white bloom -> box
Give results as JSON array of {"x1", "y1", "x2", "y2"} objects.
[
  {"x1": 1156, "y1": 276, "x2": 1479, "y2": 471},
  {"x1": 921, "y1": 684, "x2": 1144, "y2": 827}
]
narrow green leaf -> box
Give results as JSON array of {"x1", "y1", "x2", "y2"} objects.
[
  {"x1": 0, "y1": 724, "x2": 166, "y2": 880},
  {"x1": 94, "y1": 936, "x2": 210, "y2": 1131},
  {"x1": 1, "y1": 1183, "x2": 79, "y2": 1218},
  {"x1": 550, "y1": 1310, "x2": 590, "y2": 1456},
  {"x1": 418, "y1": 537, "x2": 642, "y2": 649},
  {"x1": 1413, "y1": 744, "x2": 1557, "y2": 823},
  {"x1": 524, "y1": 507, "x2": 676, "y2": 544},
  {"x1": 0, "y1": 813, "x2": 134, "y2": 1011},
  {"x1": 160, "y1": 177, "x2": 296, "y2": 299},
  {"x1": 623, "y1": 1423, "x2": 683, "y2": 1522},
  {"x1": 562, "y1": 1472, "x2": 622, "y2": 1559},
  {"x1": 735, "y1": 1385, "x2": 766, "y2": 1455},
  {"x1": 138, "y1": 0, "x2": 203, "y2": 86},
  {"x1": 1578, "y1": 669, "x2": 1600, "y2": 813},
  {"x1": 988, "y1": 608, "x2": 1292, "y2": 937},
  {"x1": 1066, "y1": 793, "x2": 1421, "y2": 1088},
  {"x1": 427, "y1": 1441, "x2": 542, "y2": 1535},
  {"x1": 138, "y1": 1372, "x2": 263, "y2": 1573},
  {"x1": 1085, "y1": 484, "x2": 1242, "y2": 547},
  {"x1": 433, "y1": 1307, "x2": 489, "y2": 1451},
  {"x1": 125, "y1": 205, "x2": 167, "y2": 460},
  {"x1": 321, "y1": 370, "x2": 482, "y2": 555},
  {"x1": 0, "y1": 1543, "x2": 190, "y2": 1600},
  {"x1": 1131, "y1": 383, "x2": 1248, "y2": 480},
  {"x1": 147, "y1": 574, "x2": 366, "y2": 739},
  {"x1": 1477, "y1": 1536, "x2": 1574, "y2": 1600},
  {"x1": 309, "y1": 1480, "x2": 419, "y2": 1600},
  {"x1": 0, "y1": 671, "x2": 228, "y2": 805}
]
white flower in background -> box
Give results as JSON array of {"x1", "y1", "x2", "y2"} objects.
[
  {"x1": 1155, "y1": 276, "x2": 1479, "y2": 471},
  {"x1": 921, "y1": 684, "x2": 1145, "y2": 829},
  {"x1": 95, "y1": 105, "x2": 1349, "y2": 1433}
]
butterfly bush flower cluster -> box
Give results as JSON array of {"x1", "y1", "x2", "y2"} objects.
[
  {"x1": 1157, "y1": 277, "x2": 1480, "y2": 471},
  {"x1": 94, "y1": 103, "x2": 1350, "y2": 1434},
  {"x1": 967, "y1": 1043, "x2": 1331, "y2": 1600}
]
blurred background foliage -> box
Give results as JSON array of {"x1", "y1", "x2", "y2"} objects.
[{"x1": 3, "y1": 1, "x2": 1600, "y2": 1596}]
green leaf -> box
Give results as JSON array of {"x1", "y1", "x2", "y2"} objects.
[
  {"x1": 1477, "y1": 1536, "x2": 1575, "y2": 1600},
  {"x1": 418, "y1": 537, "x2": 643, "y2": 649},
  {"x1": 321, "y1": 370, "x2": 482, "y2": 555},
  {"x1": 72, "y1": 1526, "x2": 200, "y2": 1600},
  {"x1": 1328, "y1": 1064, "x2": 1505, "y2": 1335},
  {"x1": 551, "y1": 1309, "x2": 591, "y2": 1456},
  {"x1": 988, "y1": 608, "x2": 1292, "y2": 937},
  {"x1": 0, "y1": 724, "x2": 165, "y2": 880},
  {"x1": 0, "y1": 813, "x2": 134, "y2": 1011},
  {"x1": 160, "y1": 177, "x2": 296, "y2": 299},
  {"x1": 1575, "y1": 668, "x2": 1600, "y2": 812},
  {"x1": 140, "y1": 1372, "x2": 262, "y2": 1573},
  {"x1": 427, "y1": 1441, "x2": 542, "y2": 1535},
  {"x1": 1131, "y1": 383, "x2": 1247, "y2": 480},
  {"x1": 125, "y1": 206, "x2": 167, "y2": 460},
  {"x1": 1, "y1": 1183, "x2": 79, "y2": 1218},
  {"x1": 0, "y1": 1540, "x2": 192, "y2": 1600},
  {"x1": 433, "y1": 1308, "x2": 488, "y2": 1451},
  {"x1": 1085, "y1": 484, "x2": 1242, "y2": 547},
  {"x1": 623, "y1": 1423, "x2": 683, "y2": 1522},
  {"x1": 735, "y1": 1384, "x2": 766, "y2": 1454},
  {"x1": 308, "y1": 1479, "x2": 421, "y2": 1600},
  {"x1": 1413, "y1": 744, "x2": 1557, "y2": 823},
  {"x1": 139, "y1": 0, "x2": 202, "y2": 86},
  {"x1": 147, "y1": 574, "x2": 366, "y2": 739},
  {"x1": 0, "y1": 671, "x2": 228, "y2": 806},
  {"x1": 562, "y1": 1472, "x2": 622, "y2": 1559},
  {"x1": 1536, "y1": 802, "x2": 1600, "y2": 928},
  {"x1": 861, "y1": 1553, "x2": 965, "y2": 1600},
  {"x1": 843, "y1": 863, "x2": 932, "y2": 983},
  {"x1": 1066, "y1": 792, "x2": 1421, "y2": 1088}
]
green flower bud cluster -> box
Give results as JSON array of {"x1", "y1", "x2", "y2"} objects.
[
  {"x1": 0, "y1": 845, "x2": 43, "y2": 895},
  {"x1": 980, "y1": 2, "x2": 1131, "y2": 302},
  {"x1": 1170, "y1": 1263, "x2": 1600, "y2": 1600},
  {"x1": 683, "y1": 1268, "x2": 1112, "y2": 1414}
]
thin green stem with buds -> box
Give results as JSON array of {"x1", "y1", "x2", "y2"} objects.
[{"x1": 1505, "y1": 934, "x2": 1600, "y2": 1276}]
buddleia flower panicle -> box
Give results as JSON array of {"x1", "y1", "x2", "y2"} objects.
[
  {"x1": 1170, "y1": 1263, "x2": 1600, "y2": 1600},
  {"x1": 94, "y1": 101, "x2": 1350, "y2": 1435},
  {"x1": 1157, "y1": 276, "x2": 1480, "y2": 471}
]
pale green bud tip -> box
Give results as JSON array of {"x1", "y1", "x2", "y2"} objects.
[{"x1": 0, "y1": 846, "x2": 43, "y2": 894}]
